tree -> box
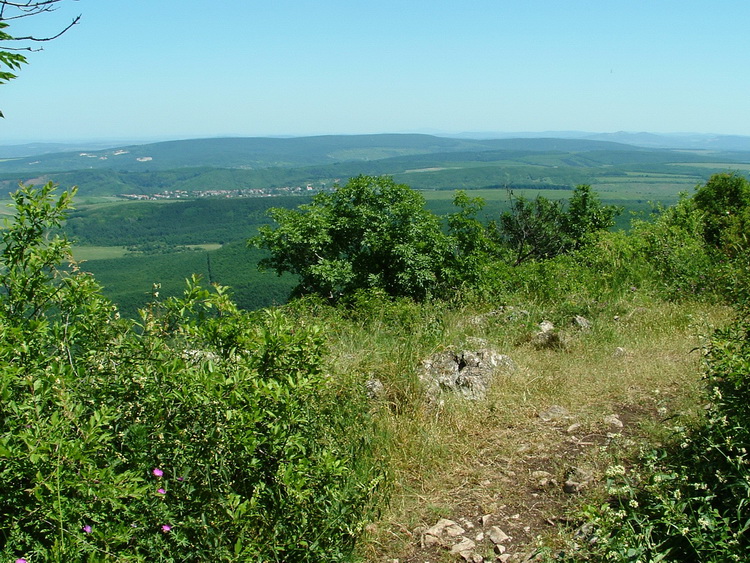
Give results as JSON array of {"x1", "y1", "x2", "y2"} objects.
[
  {"x1": 251, "y1": 175, "x2": 454, "y2": 301},
  {"x1": 563, "y1": 184, "x2": 622, "y2": 250},
  {"x1": 446, "y1": 190, "x2": 499, "y2": 285},
  {"x1": 496, "y1": 190, "x2": 569, "y2": 266},
  {"x1": 693, "y1": 172, "x2": 750, "y2": 254},
  {"x1": 0, "y1": 1, "x2": 80, "y2": 116},
  {"x1": 495, "y1": 185, "x2": 621, "y2": 266}
]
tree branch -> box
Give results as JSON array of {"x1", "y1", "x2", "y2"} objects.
[{"x1": 6, "y1": 13, "x2": 79, "y2": 44}]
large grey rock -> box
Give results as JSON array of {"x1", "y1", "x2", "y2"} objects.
[{"x1": 419, "y1": 348, "x2": 515, "y2": 401}]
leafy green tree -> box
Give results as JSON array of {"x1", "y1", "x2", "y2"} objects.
[
  {"x1": 446, "y1": 190, "x2": 500, "y2": 284},
  {"x1": 495, "y1": 191, "x2": 568, "y2": 266},
  {"x1": 563, "y1": 184, "x2": 621, "y2": 250},
  {"x1": 252, "y1": 175, "x2": 455, "y2": 301},
  {"x1": 495, "y1": 185, "x2": 621, "y2": 266},
  {"x1": 693, "y1": 172, "x2": 750, "y2": 255}
]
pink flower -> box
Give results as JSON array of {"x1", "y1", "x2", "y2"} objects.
[
  {"x1": 83, "y1": 525, "x2": 92, "y2": 534},
  {"x1": 161, "y1": 524, "x2": 172, "y2": 533},
  {"x1": 157, "y1": 488, "x2": 166, "y2": 495},
  {"x1": 152, "y1": 468, "x2": 163, "y2": 478},
  {"x1": 16, "y1": 559, "x2": 27, "y2": 563}
]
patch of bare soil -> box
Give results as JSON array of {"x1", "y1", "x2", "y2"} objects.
[{"x1": 371, "y1": 402, "x2": 657, "y2": 563}]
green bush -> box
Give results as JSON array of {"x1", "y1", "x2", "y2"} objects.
[
  {"x1": 0, "y1": 184, "x2": 387, "y2": 562},
  {"x1": 252, "y1": 175, "x2": 455, "y2": 302}
]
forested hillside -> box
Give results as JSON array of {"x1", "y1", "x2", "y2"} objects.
[{"x1": 2, "y1": 134, "x2": 748, "y2": 200}]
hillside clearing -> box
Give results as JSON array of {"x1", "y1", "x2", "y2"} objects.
[{"x1": 356, "y1": 300, "x2": 732, "y2": 562}]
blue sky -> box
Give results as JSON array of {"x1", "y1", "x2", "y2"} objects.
[{"x1": 2, "y1": 0, "x2": 750, "y2": 143}]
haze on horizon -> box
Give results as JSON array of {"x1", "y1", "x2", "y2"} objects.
[{"x1": 2, "y1": 1, "x2": 749, "y2": 144}]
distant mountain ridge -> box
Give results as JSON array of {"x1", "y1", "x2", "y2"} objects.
[
  {"x1": 0, "y1": 134, "x2": 640, "y2": 174},
  {"x1": 445, "y1": 131, "x2": 750, "y2": 151}
]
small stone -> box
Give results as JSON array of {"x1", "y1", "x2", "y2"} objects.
[
  {"x1": 573, "y1": 315, "x2": 591, "y2": 330},
  {"x1": 566, "y1": 422, "x2": 581, "y2": 433},
  {"x1": 475, "y1": 531, "x2": 485, "y2": 542},
  {"x1": 539, "y1": 320, "x2": 555, "y2": 333},
  {"x1": 365, "y1": 377, "x2": 386, "y2": 399},
  {"x1": 531, "y1": 470, "x2": 556, "y2": 488},
  {"x1": 494, "y1": 543, "x2": 507, "y2": 554},
  {"x1": 499, "y1": 555, "x2": 512, "y2": 563},
  {"x1": 459, "y1": 518, "x2": 476, "y2": 530},
  {"x1": 564, "y1": 466, "x2": 594, "y2": 493},
  {"x1": 538, "y1": 405, "x2": 569, "y2": 422},
  {"x1": 604, "y1": 414, "x2": 623, "y2": 428},
  {"x1": 614, "y1": 346, "x2": 626, "y2": 357},
  {"x1": 488, "y1": 526, "x2": 510, "y2": 544},
  {"x1": 450, "y1": 537, "x2": 476, "y2": 555},
  {"x1": 481, "y1": 514, "x2": 493, "y2": 527}
]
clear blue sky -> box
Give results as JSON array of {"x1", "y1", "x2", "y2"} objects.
[{"x1": 2, "y1": 0, "x2": 750, "y2": 143}]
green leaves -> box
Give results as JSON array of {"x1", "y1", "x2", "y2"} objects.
[
  {"x1": 253, "y1": 175, "x2": 454, "y2": 301},
  {"x1": 0, "y1": 184, "x2": 386, "y2": 561},
  {"x1": 496, "y1": 185, "x2": 621, "y2": 266}
]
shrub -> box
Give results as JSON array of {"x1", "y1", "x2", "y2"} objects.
[
  {"x1": 0, "y1": 183, "x2": 387, "y2": 562},
  {"x1": 251, "y1": 175, "x2": 455, "y2": 302}
]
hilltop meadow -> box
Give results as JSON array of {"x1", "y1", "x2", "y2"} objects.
[{"x1": 1, "y1": 136, "x2": 750, "y2": 562}]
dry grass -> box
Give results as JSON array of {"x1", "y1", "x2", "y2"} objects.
[{"x1": 332, "y1": 297, "x2": 733, "y2": 562}]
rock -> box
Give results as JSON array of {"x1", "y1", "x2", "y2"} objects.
[
  {"x1": 566, "y1": 422, "x2": 581, "y2": 434},
  {"x1": 564, "y1": 466, "x2": 594, "y2": 494},
  {"x1": 603, "y1": 414, "x2": 623, "y2": 428},
  {"x1": 459, "y1": 517, "x2": 476, "y2": 530},
  {"x1": 421, "y1": 518, "x2": 466, "y2": 547},
  {"x1": 531, "y1": 321, "x2": 564, "y2": 349},
  {"x1": 531, "y1": 470, "x2": 556, "y2": 488},
  {"x1": 365, "y1": 377, "x2": 385, "y2": 399},
  {"x1": 572, "y1": 315, "x2": 591, "y2": 330},
  {"x1": 614, "y1": 346, "x2": 627, "y2": 357},
  {"x1": 538, "y1": 404, "x2": 570, "y2": 422},
  {"x1": 487, "y1": 525, "x2": 510, "y2": 544},
  {"x1": 419, "y1": 349, "x2": 515, "y2": 401},
  {"x1": 450, "y1": 537, "x2": 476, "y2": 556},
  {"x1": 481, "y1": 514, "x2": 493, "y2": 527},
  {"x1": 539, "y1": 320, "x2": 555, "y2": 333}
]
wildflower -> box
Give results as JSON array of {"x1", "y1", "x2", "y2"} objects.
[
  {"x1": 177, "y1": 476, "x2": 184, "y2": 481},
  {"x1": 153, "y1": 468, "x2": 163, "y2": 478},
  {"x1": 161, "y1": 524, "x2": 172, "y2": 533},
  {"x1": 16, "y1": 559, "x2": 27, "y2": 563},
  {"x1": 629, "y1": 499, "x2": 639, "y2": 508},
  {"x1": 83, "y1": 525, "x2": 92, "y2": 534},
  {"x1": 158, "y1": 488, "x2": 166, "y2": 495},
  {"x1": 606, "y1": 465, "x2": 626, "y2": 477}
]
